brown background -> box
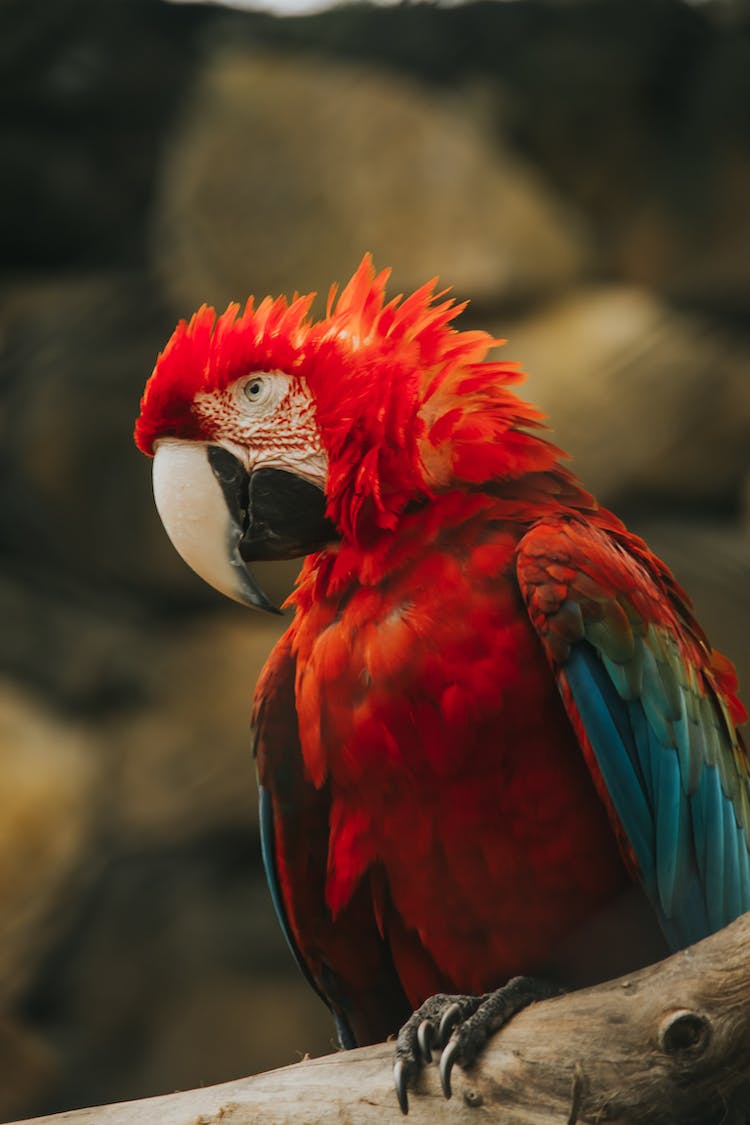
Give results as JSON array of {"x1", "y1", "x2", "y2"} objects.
[{"x1": 1, "y1": 0, "x2": 750, "y2": 1117}]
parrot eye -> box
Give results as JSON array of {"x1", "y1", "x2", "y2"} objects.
[
  {"x1": 234, "y1": 371, "x2": 288, "y2": 415},
  {"x1": 245, "y1": 378, "x2": 265, "y2": 401}
]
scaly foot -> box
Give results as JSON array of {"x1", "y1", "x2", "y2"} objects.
[{"x1": 393, "y1": 977, "x2": 561, "y2": 1113}]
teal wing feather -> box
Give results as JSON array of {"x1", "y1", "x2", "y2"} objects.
[{"x1": 518, "y1": 516, "x2": 750, "y2": 950}]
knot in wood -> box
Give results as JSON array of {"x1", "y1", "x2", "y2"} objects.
[
  {"x1": 463, "y1": 1088, "x2": 484, "y2": 1108},
  {"x1": 658, "y1": 1009, "x2": 711, "y2": 1056}
]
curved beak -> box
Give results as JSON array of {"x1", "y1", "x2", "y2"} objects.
[{"x1": 152, "y1": 441, "x2": 335, "y2": 613}]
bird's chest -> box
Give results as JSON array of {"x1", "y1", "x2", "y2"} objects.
[
  {"x1": 293, "y1": 534, "x2": 529, "y2": 787},
  {"x1": 290, "y1": 535, "x2": 629, "y2": 995}
]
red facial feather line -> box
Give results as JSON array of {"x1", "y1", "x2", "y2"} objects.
[{"x1": 192, "y1": 375, "x2": 321, "y2": 461}]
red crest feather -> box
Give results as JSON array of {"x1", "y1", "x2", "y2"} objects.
[
  {"x1": 134, "y1": 293, "x2": 314, "y2": 454},
  {"x1": 135, "y1": 254, "x2": 565, "y2": 541}
]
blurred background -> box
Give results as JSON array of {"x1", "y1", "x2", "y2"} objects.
[{"x1": 1, "y1": 0, "x2": 750, "y2": 1117}]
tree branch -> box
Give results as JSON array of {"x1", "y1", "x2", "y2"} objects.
[{"x1": 14, "y1": 914, "x2": 750, "y2": 1125}]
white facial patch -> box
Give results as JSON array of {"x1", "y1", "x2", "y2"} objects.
[{"x1": 193, "y1": 371, "x2": 328, "y2": 490}]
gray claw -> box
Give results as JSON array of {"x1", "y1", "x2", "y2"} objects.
[
  {"x1": 438, "y1": 1002, "x2": 462, "y2": 1044},
  {"x1": 417, "y1": 1019, "x2": 433, "y2": 1063},
  {"x1": 439, "y1": 1038, "x2": 459, "y2": 1099},
  {"x1": 393, "y1": 1058, "x2": 410, "y2": 1115}
]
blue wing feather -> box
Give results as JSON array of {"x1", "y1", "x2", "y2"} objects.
[
  {"x1": 565, "y1": 647, "x2": 657, "y2": 897},
  {"x1": 517, "y1": 519, "x2": 749, "y2": 954},
  {"x1": 565, "y1": 642, "x2": 749, "y2": 950},
  {"x1": 628, "y1": 701, "x2": 657, "y2": 804},
  {"x1": 654, "y1": 749, "x2": 688, "y2": 920},
  {"x1": 736, "y1": 831, "x2": 750, "y2": 915},
  {"x1": 691, "y1": 762, "x2": 727, "y2": 933},
  {"x1": 723, "y1": 816, "x2": 745, "y2": 925}
]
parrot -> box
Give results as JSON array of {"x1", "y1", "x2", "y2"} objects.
[{"x1": 135, "y1": 255, "x2": 749, "y2": 1112}]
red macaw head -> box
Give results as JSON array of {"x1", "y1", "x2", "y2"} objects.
[{"x1": 135, "y1": 255, "x2": 554, "y2": 610}]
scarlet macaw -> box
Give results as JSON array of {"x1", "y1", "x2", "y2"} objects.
[{"x1": 135, "y1": 257, "x2": 749, "y2": 1110}]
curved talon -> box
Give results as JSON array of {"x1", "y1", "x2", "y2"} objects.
[
  {"x1": 417, "y1": 1019, "x2": 433, "y2": 1063},
  {"x1": 438, "y1": 1001, "x2": 462, "y2": 1044},
  {"x1": 439, "y1": 1038, "x2": 459, "y2": 1099},
  {"x1": 393, "y1": 1058, "x2": 410, "y2": 1115}
]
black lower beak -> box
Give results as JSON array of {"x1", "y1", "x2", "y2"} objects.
[
  {"x1": 239, "y1": 467, "x2": 337, "y2": 562},
  {"x1": 207, "y1": 447, "x2": 336, "y2": 608}
]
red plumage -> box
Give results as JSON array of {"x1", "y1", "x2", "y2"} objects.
[{"x1": 138, "y1": 255, "x2": 749, "y2": 1048}]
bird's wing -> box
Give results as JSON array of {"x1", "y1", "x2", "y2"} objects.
[
  {"x1": 516, "y1": 515, "x2": 750, "y2": 950},
  {"x1": 252, "y1": 631, "x2": 409, "y2": 1046}
]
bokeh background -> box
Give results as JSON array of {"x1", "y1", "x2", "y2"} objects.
[{"x1": 2, "y1": 0, "x2": 750, "y2": 1117}]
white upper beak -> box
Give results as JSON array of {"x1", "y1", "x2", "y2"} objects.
[{"x1": 152, "y1": 440, "x2": 278, "y2": 612}]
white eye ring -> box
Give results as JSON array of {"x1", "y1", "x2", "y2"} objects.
[
  {"x1": 242, "y1": 374, "x2": 273, "y2": 406},
  {"x1": 235, "y1": 371, "x2": 287, "y2": 414}
]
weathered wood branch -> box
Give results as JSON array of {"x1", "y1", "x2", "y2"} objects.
[{"x1": 14, "y1": 914, "x2": 750, "y2": 1125}]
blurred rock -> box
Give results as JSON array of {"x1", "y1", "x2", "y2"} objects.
[
  {"x1": 0, "y1": 586, "x2": 289, "y2": 846},
  {"x1": 153, "y1": 49, "x2": 590, "y2": 312},
  {"x1": 25, "y1": 834, "x2": 331, "y2": 1114},
  {"x1": 216, "y1": 0, "x2": 750, "y2": 308},
  {"x1": 0, "y1": 274, "x2": 211, "y2": 608},
  {"x1": 105, "y1": 611, "x2": 288, "y2": 848},
  {"x1": 0, "y1": 684, "x2": 99, "y2": 1005},
  {"x1": 481, "y1": 0, "x2": 750, "y2": 305},
  {"x1": 0, "y1": 603, "x2": 312, "y2": 1117},
  {"x1": 501, "y1": 286, "x2": 750, "y2": 512},
  {"x1": 0, "y1": 1017, "x2": 59, "y2": 1121},
  {"x1": 614, "y1": 24, "x2": 750, "y2": 305},
  {"x1": 131, "y1": 972, "x2": 332, "y2": 1100},
  {"x1": 0, "y1": 569, "x2": 184, "y2": 723},
  {"x1": 0, "y1": 0, "x2": 208, "y2": 269}
]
